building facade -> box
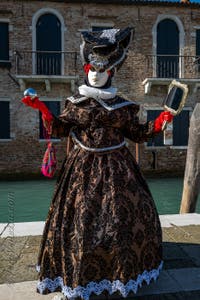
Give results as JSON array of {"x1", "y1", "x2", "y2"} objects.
[{"x1": 0, "y1": 0, "x2": 200, "y2": 177}]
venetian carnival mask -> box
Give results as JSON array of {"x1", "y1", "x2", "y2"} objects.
[
  {"x1": 80, "y1": 26, "x2": 134, "y2": 73},
  {"x1": 87, "y1": 68, "x2": 109, "y2": 87}
]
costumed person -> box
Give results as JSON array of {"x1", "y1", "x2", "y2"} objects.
[{"x1": 21, "y1": 27, "x2": 173, "y2": 300}]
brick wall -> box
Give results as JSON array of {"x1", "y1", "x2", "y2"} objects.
[{"x1": 0, "y1": 0, "x2": 199, "y2": 177}]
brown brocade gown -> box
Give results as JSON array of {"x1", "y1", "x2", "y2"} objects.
[{"x1": 36, "y1": 94, "x2": 163, "y2": 300}]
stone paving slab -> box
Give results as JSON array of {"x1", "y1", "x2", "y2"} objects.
[
  {"x1": 0, "y1": 236, "x2": 41, "y2": 284},
  {"x1": 180, "y1": 244, "x2": 200, "y2": 266},
  {"x1": 162, "y1": 242, "x2": 198, "y2": 269},
  {"x1": 0, "y1": 281, "x2": 56, "y2": 300},
  {"x1": 163, "y1": 225, "x2": 200, "y2": 243},
  {"x1": 167, "y1": 268, "x2": 200, "y2": 292}
]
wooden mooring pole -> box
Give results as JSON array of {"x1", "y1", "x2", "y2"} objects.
[{"x1": 180, "y1": 103, "x2": 200, "y2": 213}]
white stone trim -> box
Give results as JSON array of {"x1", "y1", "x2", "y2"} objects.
[
  {"x1": 0, "y1": 18, "x2": 10, "y2": 23},
  {"x1": 0, "y1": 139, "x2": 13, "y2": 142},
  {"x1": 143, "y1": 106, "x2": 163, "y2": 110},
  {"x1": 16, "y1": 75, "x2": 78, "y2": 92},
  {"x1": 0, "y1": 97, "x2": 10, "y2": 101},
  {"x1": 78, "y1": 23, "x2": 114, "y2": 34},
  {"x1": 191, "y1": 26, "x2": 200, "y2": 39},
  {"x1": 77, "y1": 28, "x2": 90, "y2": 32},
  {"x1": 9, "y1": 24, "x2": 13, "y2": 32},
  {"x1": 143, "y1": 106, "x2": 192, "y2": 111},
  {"x1": 32, "y1": 8, "x2": 65, "y2": 75},
  {"x1": 152, "y1": 15, "x2": 185, "y2": 78},
  {"x1": 0, "y1": 19, "x2": 13, "y2": 32},
  {"x1": 1, "y1": 214, "x2": 200, "y2": 236},
  {"x1": 169, "y1": 146, "x2": 187, "y2": 149}
]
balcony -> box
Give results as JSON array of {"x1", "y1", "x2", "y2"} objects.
[
  {"x1": 143, "y1": 55, "x2": 200, "y2": 94},
  {"x1": 14, "y1": 50, "x2": 79, "y2": 92}
]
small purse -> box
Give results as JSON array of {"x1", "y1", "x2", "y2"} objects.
[{"x1": 41, "y1": 142, "x2": 57, "y2": 178}]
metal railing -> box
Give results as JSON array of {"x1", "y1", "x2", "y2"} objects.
[
  {"x1": 13, "y1": 51, "x2": 200, "y2": 81},
  {"x1": 14, "y1": 50, "x2": 79, "y2": 76},
  {"x1": 145, "y1": 55, "x2": 200, "y2": 79}
]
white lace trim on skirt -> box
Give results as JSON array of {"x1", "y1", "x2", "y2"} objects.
[{"x1": 36, "y1": 261, "x2": 163, "y2": 300}]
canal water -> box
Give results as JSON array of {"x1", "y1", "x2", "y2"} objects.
[{"x1": 0, "y1": 178, "x2": 200, "y2": 223}]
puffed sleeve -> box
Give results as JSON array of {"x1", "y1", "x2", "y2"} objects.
[
  {"x1": 44, "y1": 100, "x2": 77, "y2": 138},
  {"x1": 122, "y1": 104, "x2": 155, "y2": 143}
]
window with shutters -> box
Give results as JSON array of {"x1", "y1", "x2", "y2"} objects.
[
  {"x1": 0, "y1": 101, "x2": 10, "y2": 139},
  {"x1": 146, "y1": 109, "x2": 190, "y2": 148},
  {"x1": 39, "y1": 101, "x2": 60, "y2": 139},
  {"x1": 196, "y1": 29, "x2": 200, "y2": 72},
  {"x1": 0, "y1": 22, "x2": 11, "y2": 68}
]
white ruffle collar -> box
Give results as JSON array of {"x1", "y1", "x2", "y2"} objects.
[
  {"x1": 78, "y1": 85, "x2": 118, "y2": 100},
  {"x1": 67, "y1": 85, "x2": 136, "y2": 111}
]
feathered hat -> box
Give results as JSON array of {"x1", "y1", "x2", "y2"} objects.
[{"x1": 80, "y1": 26, "x2": 134, "y2": 72}]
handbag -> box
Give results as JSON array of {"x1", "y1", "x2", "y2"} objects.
[{"x1": 41, "y1": 141, "x2": 57, "y2": 178}]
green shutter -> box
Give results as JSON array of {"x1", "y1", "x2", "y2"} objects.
[
  {"x1": 173, "y1": 110, "x2": 189, "y2": 146},
  {"x1": 147, "y1": 110, "x2": 164, "y2": 147},
  {"x1": 0, "y1": 101, "x2": 10, "y2": 139},
  {"x1": 0, "y1": 23, "x2": 9, "y2": 61}
]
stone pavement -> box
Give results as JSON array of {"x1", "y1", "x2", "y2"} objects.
[{"x1": 0, "y1": 214, "x2": 200, "y2": 300}]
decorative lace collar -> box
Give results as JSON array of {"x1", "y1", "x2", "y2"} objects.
[
  {"x1": 67, "y1": 85, "x2": 135, "y2": 111},
  {"x1": 78, "y1": 85, "x2": 117, "y2": 100}
]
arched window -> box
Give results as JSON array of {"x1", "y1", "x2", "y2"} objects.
[
  {"x1": 36, "y1": 13, "x2": 61, "y2": 75},
  {"x1": 156, "y1": 19, "x2": 179, "y2": 78}
]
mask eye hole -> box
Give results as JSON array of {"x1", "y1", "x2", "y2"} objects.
[{"x1": 89, "y1": 66, "x2": 105, "y2": 73}]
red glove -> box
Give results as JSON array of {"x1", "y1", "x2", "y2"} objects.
[
  {"x1": 21, "y1": 96, "x2": 53, "y2": 122},
  {"x1": 154, "y1": 111, "x2": 174, "y2": 133}
]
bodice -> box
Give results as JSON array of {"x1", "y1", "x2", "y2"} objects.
[{"x1": 63, "y1": 96, "x2": 138, "y2": 148}]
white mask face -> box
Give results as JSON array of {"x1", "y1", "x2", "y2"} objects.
[{"x1": 88, "y1": 69, "x2": 109, "y2": 87}]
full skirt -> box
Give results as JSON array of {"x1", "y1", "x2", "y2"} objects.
[{"x1": 36, "y1": 146, "x2": 163, "y2": 299}]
